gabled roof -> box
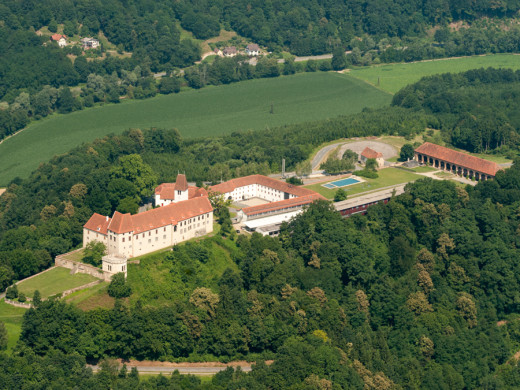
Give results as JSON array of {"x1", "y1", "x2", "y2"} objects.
[
  {"x1": 415, "y1": 142, "x2": 501, "y2": 176},
  {"x1": 103, "y1": 197, "x2": 213, "y2": 234},
  {"x1": 361, "y1": 147, "x2": 383, "y2": 159},
  {"x1": 108, "y1": 211, "x2": 134, "y2": 234},
  {"x1": 246, "y1": 44, "x2": 260, "y2": 51},
  {"x1": 223, "y1": 46, "x2": 237, "y2": 54},
  {"x1": 210, "y1": 175, "x2": 317, "y2": 197},
  {"x1": 83, "y1": 213, "x2": 111, "y2": 234},
  {"x1": 51, "y1": 34, "x2": 66, "y2": 41},
  {"x1": 242, "y1": 194, "x2": 325, "y2": 216}
]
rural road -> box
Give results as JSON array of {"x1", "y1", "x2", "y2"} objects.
[{"x1": 311, "y1": 142, "x2": 346, "y2": 170}]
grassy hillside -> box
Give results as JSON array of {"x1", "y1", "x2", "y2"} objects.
[
  {"x1": 349, "y1": 53, "x2": 520, "y2": 94},
  {"x1": 0, "y1": 72, "x2": 391, "y2": 186},
  {"x1": 0, "y1": 300, "x2": 26, "y2": 352},
  {"x1": 127, "y1": 236, "x2": 239, "y2": 307}
]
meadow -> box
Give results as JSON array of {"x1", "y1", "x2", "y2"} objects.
[
  {"x1": 0, "y1": 72, "x2": 391, "y2": 186},
  {"x1": 349, "y1": 53, "x2": 520, "y2": 94}
]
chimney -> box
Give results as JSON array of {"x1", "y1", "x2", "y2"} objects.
[{"x1": 106, "y1": 216, "x2": 109, "y2": 221}]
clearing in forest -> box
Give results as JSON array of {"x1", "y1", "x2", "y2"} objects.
[
  {"x1": 349, "y1": 53, "x2": 520, "y2": 94},
  {"x1": 0, "y1": 72, "x2": 391, "y2": 186}
]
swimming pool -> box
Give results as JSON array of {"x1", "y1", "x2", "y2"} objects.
[{"x1": 323, "y1": 177, "x2": 361, "y2": 189}]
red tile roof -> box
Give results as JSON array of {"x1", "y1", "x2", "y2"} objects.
[
  {"x1": 155, "y1": 181, "x2": 207, "y2": 201},
  {"x1": 176, "y1": 174, "x2": 188, "y2": 191},
  {"x1": 243, "y1": 194, "x2": 325, "y2": 216},
  {"x1": 361, "y1": 147, "x2": 383, "y2": 159},
  {"x1": 415, "y1": 142, "x2": 501, "y2": 176},
  {"x1": 51, "y1": 34, "x2": 66, "y2": 41},
  {"x1": 83, "y1": 213, "x2": 111, "y2": 234},
  {"x1": 105, "y1": 197, "x2": 213, "y2": 234},
  {"x1": 108, "y1": 211, "x2": 134, "y2": 234},
  {"x1": 210, "y1": 175, "x2": 317, "y2": 197}
]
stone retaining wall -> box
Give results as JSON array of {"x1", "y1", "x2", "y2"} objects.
[
  {"x1": 55, "y1": 252, "x2": 112, "y2": 281},
  {"x1": 5, "y1": 299, "x2": 32, "y2": 308},
  {"x1": 61, "y1": 279, "x2": 103, "y2": 298}
]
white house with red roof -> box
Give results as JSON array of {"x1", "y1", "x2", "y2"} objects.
[
  {"x1": 50, "y1": 34, "x2": 67, "y2": 47},
  {"x1": 360, "y1": 147, "x2": 385, "y2": 168}
]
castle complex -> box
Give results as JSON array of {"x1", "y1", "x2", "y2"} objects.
[{"x1": 82, "y1": 174, "x2": 324, "y2": 277}]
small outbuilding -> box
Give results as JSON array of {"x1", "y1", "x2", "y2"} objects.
[{"x1": 360, "y1": 147, "x2": 385, "y2": 168}]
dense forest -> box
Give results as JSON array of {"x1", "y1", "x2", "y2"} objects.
[
  {"x1": 392, "y1": 68, "x2": 520, "y2": 153},
  {"x1": 9, "y1": 163, "x2": 520, "y2": 388}
]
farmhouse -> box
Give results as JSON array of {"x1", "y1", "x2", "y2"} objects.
[
  {"x1": 245, "y1": 44, "x2": 260, "y2": 56},
  {"x1": 83, "y1": 194, "x2": 213, "y2": 260},
  {"x1": 415, "y1": 142, "x2": 501, "y2": 180},
  {"x1": 210, "y1": 174, "x2": 325, "y2": 227},
  {"x1": 223, "y1": 46, "x2": 237, "y2": 57},
  {"x1": 51, "y1": 34, "x2": 67, "y2": 47},
  {"x1": 81, "y1": 37, "x2": 100, "y2": 49},
  {"x1": 213, "y1": 48, "x2": 223, "y2": 56},
  {"x1": 154, "y1": 174, "x2": 208, "y2": 207},
  {"x1": 360, "y1": 147, "x2": 384, "y2": 168}
]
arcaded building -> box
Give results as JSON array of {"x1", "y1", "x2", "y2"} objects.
[{"x1": 415, "y1": 142, "x2": 501, "y2": 180}]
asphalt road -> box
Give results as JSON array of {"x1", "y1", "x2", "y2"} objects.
[{"x1": 311, "y1": 142, "x2": 346, "y2": 170}]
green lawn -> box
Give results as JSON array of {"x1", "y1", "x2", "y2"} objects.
[
  {"x1": 0, "y1": 300, "x2": 27, "y2": 352},
  {"x1": 17, "y1": 267, "x2": 99, "y2": 298},
  {"x1": 411, "y1": 166, "x2": 438, "y2": 173},
  {"x1": 64, "y1": 281, "x2": 110, "y2": 306},
  {"x1": 0, "y1": 72, "x2": 391, "y2": 186},
  {"x1": 305, "y1": 168, "x2": 423, "y2": 199},
  {"x1": 349, "y1": 54, "x2": 520, "y2": 94}
]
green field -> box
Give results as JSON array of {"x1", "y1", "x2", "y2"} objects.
[
  {"x1": 0, "y1": 300, "x2": 26, "y2": 351},
  {"x1": 349, "y1": 54, "x2": 520, "y2": 94},
  {"x1": 0, "y1": 72, "x2": 391, "y2": 186},
  {"x1": 305, "y1": 168, "x2": 423, "y2": 199},
  {"x1": 17, "y1": 267, "x2": 99, "y2": 298}
]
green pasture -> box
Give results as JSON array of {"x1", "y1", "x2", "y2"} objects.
[
  {"x1": 349, "y1": 54, "x2": 520, "y2": 94},
  {"x1": 0, "y1": 300, "x2": 26, "y2": 352},
  {"x1": 305, "y1": 168, "x2": 422, "y2": 199},
  {"x1": 0, "y1": 72, "x2": 391, "y2": 186},
  {"x1": 17, "y1": 267, "x2": 99, "y2": 298}
]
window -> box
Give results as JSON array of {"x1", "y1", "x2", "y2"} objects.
[
  {"x1": 174, "y1": 225, "x2": 177, "y2": 232},
  {"x1": 155, "y1": 237, "x2": 158, "y2": 242},
  {"x1": 129, "y1": 236, "x2": 131, "y2": 241},
  {"x1": 164, "y1": 227, "x2": 166, "y2": 232},
  {"x1": 149, "y1": 232, "x2": 151, "y2": 236},
  {"x1": 163, "y1": 235, "x2": 166, "y2": 239},
  {"x1": 122, "y1": 238, "x2": 125, "y2": 242},
  {"x1": 148, "y1": 239, "x2": 151, "y2": 243}
]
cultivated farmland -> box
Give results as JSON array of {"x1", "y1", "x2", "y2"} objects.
[
  {"x1": 349, "y1": 53, "x2": 520, "y2": 94},
  {"x1": 0, "y1": 72, "x2": 390, "y2": 186}
]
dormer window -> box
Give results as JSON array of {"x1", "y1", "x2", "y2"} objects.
[{"x1": 178, "y1": 190, "x2": 181, "y2": 195}]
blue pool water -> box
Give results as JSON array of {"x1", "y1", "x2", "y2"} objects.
[{"x1": 323, "y1": 177, "x2": 361, "y2": 189}]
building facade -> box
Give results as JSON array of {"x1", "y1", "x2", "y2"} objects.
[
  {"x1": 360, "y1": 147, "x2": 385, "y2": 168},
  {"x1": 210, "y1": 175, "x2": 325, "y2": 222},
  {"x1": 414, "y1": 142, "x2": 501, "y2": 180},
  {"x1": 83, "y1": 196, "x2": 213, "y2": 260}
]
